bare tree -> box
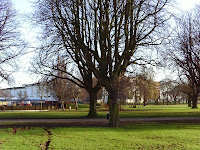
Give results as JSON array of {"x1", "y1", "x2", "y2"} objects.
[
  {"x1": 184, "y1": 86, "x2": 193, "y2": 106},
  {"x1": 177, "y1": 82, "x2": 193, "y2": 107},
  {"x1": 17, "y1": 90, "x2": 28, "y2": 105},
  {"x1": 118, "y1": 76, "x2": 133, "y2": 110},
  {"x1": 167, "y1": 7, "x2": 200, "y2": 108},
  {"x1": 0, "y1": 0, "x2": 25, "y2": 82},
  {"x1": 34, "y1": 0, "x2": 170, "y2": 127},
  {"x1": 0, "y1": 89, "x2": 13, "y2": 100},
  {"x1": 169, "y1": 85, "x2": 180, "y2": 105},
  {"x1": 49, "y1": 77, "x2": 81, "y2": 110},
  {"x1": 32, "y1": 51, "x2": 101, "y2": 117},
  {"x1": 160, "y1": 79, "x2": 173, "y2": 105},
  {"x1": 51, "y1": 79, "x2": 71, "y2": 110},
  {"x1": 37, "y1": 82, "x2": 46, "y2": 111},
  {"x1": 135, "y1": 66, "x2": 158, "y2": 106}
]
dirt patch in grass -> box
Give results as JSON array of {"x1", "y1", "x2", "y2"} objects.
[
  {"x1": 11, "y1": 128, "x2": 17, "y2": 134},
  {"x1": 43, "y1": 127, "x2": 52, "y2": 150}
]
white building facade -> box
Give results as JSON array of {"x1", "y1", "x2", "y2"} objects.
[{"x1": 0, "y1": 83, "x2": 57, "y2": 106}]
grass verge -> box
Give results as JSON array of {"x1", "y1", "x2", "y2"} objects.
[
  {"x1": 1, "y1": 124, "x2": 200, "y2": 149},
  {"x1": 0, "y1": 105, "x2": 200, "y2": 119}
]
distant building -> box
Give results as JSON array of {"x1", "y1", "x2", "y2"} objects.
[
  {"x1": 97, "y1": 87, "x2": 109, "y2": 103},
  {"x1": 0, "y1": 83, "x2": 57, "y2": 106}
]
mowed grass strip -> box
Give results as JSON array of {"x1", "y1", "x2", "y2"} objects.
[
  {"x1": 0, "y1": 111, "x2": 88, "y2": 119},
  {"x1": 50, "y1": 124, "x2": 200, "y2": 150},
  {"x1": 1, "y1": 124, "x2": 200, "y2": 150},
  {"x1": 0, "y1": 105, "x2": 200, "y2": 119},
  {"x1": 119, "y1": 105, "x2": 200, "y2": 118}
]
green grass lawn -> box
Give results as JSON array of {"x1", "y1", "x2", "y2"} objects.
[
  {"x1": 118, "y1": 104, "x2": 200, "y2": 118},
  {"x1": 0, "y1": 127, "x2": 47, "y2": 150},
  {"x1": 1, "y1": 124, "x2": 200, "y2": 149},
  {"x1": 0, "y1": 104, "x2": 200, "y2": 119},
  {"x1": 0, "y1": 111, "x2": 89, "y2": 119},
  {"x1": 1, "y1": 105, "x2": 200, "y2": 149}
]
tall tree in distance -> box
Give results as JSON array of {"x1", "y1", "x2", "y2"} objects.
[
  {"x1": 136, "y1": 66, "x2": 159, "y2": 106},
  {"x1": 160, "y1": 79, "x2": 173, "y2": 105},
  {"x1": 179, "y1": 83, "x2": 193, "y2": 107},
  {"x1": 167, "y1": 7, "x2": 200, "y2": 108},
  {"x1": 35, "y1": 0, "x2": 170, "y2": 126}
]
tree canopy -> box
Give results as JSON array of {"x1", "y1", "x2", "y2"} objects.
[{"x1": 34, "y1": 0, "x2": 171, "y2": 127}]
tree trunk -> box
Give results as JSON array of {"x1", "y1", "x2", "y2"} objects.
[
  {"x1": 188, "y1": 97, "x2": 192, "y2": 107},
  {"x1": 40, "y1": 96, "x2": 43, "y2": 112},
  {"x1": 174, "y1": 97, "x2": 176, "y2": 105},
  {"x1": 87, "y1": 91, "x2": 98, "y2": 118},
  {"x1": 192, "y1": 95, "x2": 198, "y2": 109},
  {"x1": 61, "y1": 101, "x2": 65, "y2": 111},
  {"x1": 108, "y1": 88, "x2": 119, "y2": 127},
  {"x1": 133, "y1": 91, "x2": 137, "y2": 108},
  {"x1": 166, "y1": 97, "x2": 169, "y2": 105},
  {"x1": 143, "y1": 98, "x2": 146, "y2": 106},
  {"x1": 119, "y1": 100, "x2": 122, "y2": 111}
]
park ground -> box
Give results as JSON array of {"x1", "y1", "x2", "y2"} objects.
[{"x1": 1, "y1": 104, "x2": 200, "y2": 149}]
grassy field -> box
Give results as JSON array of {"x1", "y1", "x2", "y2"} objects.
[
  {"x1": 0, "y1": 104, "x2": 200, "y2": 119},
  {"x1": 119, "y1": 105, "x2": 200, "y2": 118},
  {"x1": 0, "y1": 127, "x2": 47, "y2": 149},
  {"x1": 1, "y1": 105, "x2": 200, "y2": 149},
  {"x1": 1, "y1": 124, "x2": 200, "y2": 149}
]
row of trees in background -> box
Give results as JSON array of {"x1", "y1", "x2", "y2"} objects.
[
  {"x1": 118, "y1": 67, "x2": 160, "y2": 107},
  {"x1": 1, "y1": 0, "x2": 200, "y2": 127},
  {"x1": 164, "y1": 5, "x2": 200, "y2": 108},
  {"x1": 160, "y1": 79, "x2": 189, "y2": 106}
]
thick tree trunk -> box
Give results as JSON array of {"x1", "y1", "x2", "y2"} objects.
[
  {"x1": 87, "y1": 91, "x2": 98, "y2": 118},
  {"x1": 108, "y1": 88, "x2": 119, "y2": 127},
  {"x1": 192, "y1": 95, "x2": 198, "y2": 109}
]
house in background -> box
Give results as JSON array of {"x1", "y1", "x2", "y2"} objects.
[{"x1": 0, "y1": 83, "x2": 57, "y2": 106}]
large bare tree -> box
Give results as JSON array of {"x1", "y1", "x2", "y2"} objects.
[
  {"x1": 32, "y1": 48, "x2": 101, "y2": 117},
  {"x1": 0, "y1": 0, "x2": 24, "y2": 82},
  {"x1": 35, "y1": 0, "x2": 170, "y2": 126},
  {"x1": 167, "y1": 7, "x2": 200, "y2": 108}
]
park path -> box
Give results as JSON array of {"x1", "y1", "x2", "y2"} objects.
[{"x1": 1, "y1": 117, "x2": 200, "y2": 127}]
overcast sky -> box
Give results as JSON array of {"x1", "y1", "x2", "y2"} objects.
[{"x1": 1, "y1": 0, "x2": 200, "y2": 88}]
